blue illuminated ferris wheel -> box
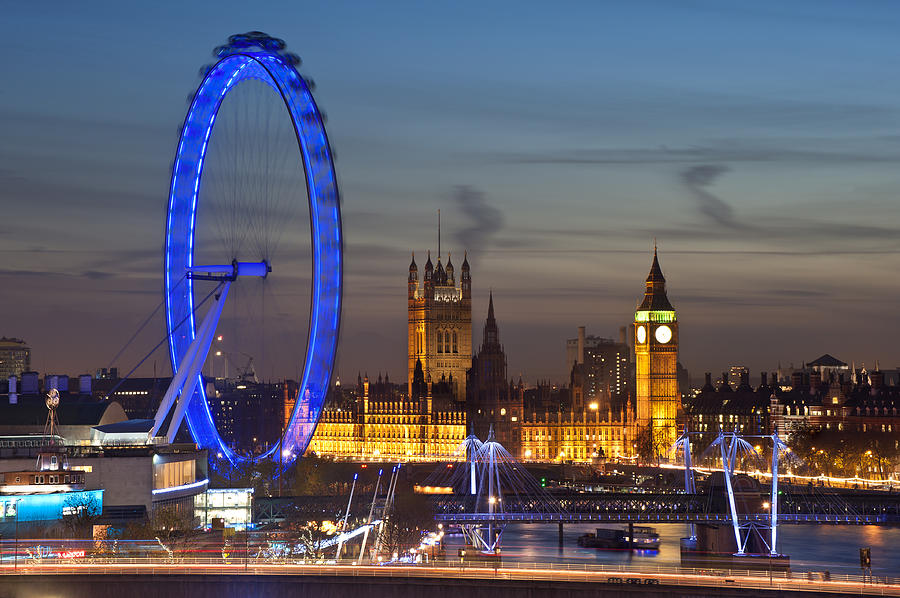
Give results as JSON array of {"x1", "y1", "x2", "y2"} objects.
[{"x1": 162, "y1": 32, "x2": 342, "y2": 468}]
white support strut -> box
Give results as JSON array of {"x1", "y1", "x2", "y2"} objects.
[
  {"x1": 674, "y1": 425, "x2": 697, "y2": 541},
  {"x1": 770, "y1": 427, "x2": 780, "y2": 556},
  {"x1": 335, "y1": 473, "x2": 358, "y2": 560},
  {"x1": 150, "y1": 281, "x2": 231, "y2": 443},
  {"x1": 718, "y1": 430, "x2": 744, "y2": 555}
]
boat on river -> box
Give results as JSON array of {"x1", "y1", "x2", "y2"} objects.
[{"x1": 577, "y1": 526, "x2": 660, "y2": 550}]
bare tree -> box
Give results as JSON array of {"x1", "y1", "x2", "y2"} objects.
[{"x1": 62, "y1": 493, "x2": 101, "y2": 538}]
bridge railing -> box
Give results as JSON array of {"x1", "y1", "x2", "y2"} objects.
[{"x1": 433, "y1": 511, "x2": 900, "y2": 524}]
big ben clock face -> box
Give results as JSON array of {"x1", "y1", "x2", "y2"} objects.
[
  {"x1": 636, "y1": 325, "x2": 647, "y2": 344},
  {"x1": 655, "y1": 325, "x2": 672, "y2": 344}
]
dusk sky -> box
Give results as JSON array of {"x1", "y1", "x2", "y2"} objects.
[{"x1": 3, "y1": 1, "x2": 900, "y2": 385}]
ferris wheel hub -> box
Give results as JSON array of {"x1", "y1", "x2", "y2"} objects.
[{"x1": 186, "y1": 259, "x2": 271, "y2": 281}]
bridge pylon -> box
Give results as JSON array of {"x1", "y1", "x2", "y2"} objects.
[{"x1": 426, "y1": 427, "x2": 565, "y2": 557}]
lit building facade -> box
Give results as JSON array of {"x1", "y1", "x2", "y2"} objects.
[
  {"x1": 408, "y1": 251, "x2": 472, "y2": 402},
  {"x1": 306, "y1": 373, "x2": 466, "y2": 461},
  {"x1": 309, "y1": 250, "x2": 686, "y2": 465},
  {"x1": 633, "y1": 248, "x2": 679, "y2": 454},
  {"x1": 521, "y1": 407, "x2": 636, "y2": 462},
  {"x1": 682, "y1": 366, "x2": 900, "y2": 480}
]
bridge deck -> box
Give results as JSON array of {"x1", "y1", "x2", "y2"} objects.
[{"x1": 434, "y1": 512, "x2": 898, "y2": 524}]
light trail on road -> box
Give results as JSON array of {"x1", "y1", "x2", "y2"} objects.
[{"x1": 1, "y1": 560, "x2": 897, "y2": 596}]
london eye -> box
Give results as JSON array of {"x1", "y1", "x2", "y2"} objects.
[{"x1": 162, "y1": 32, "x2": 342, "y2": 468}]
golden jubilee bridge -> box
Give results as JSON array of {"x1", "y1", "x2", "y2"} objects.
[
  {"x1": 255, "y1": 429, "x2": 900, "y2": 532},
  {"x1": 253, "y1": 486, "x2": 900, "y2": 527}
]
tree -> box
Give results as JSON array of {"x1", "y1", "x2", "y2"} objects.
[
  {"x1": 278, "y1": 503, "x2": 342, "y2": 561},
  {"x1": 788, "y1": 422, "x2": 899, "y2": 481},
  {"x1": 62, "y1": 493, "x2": 101, "y2": 538},
  {"x1": 634, "y1": 424, "x2": 672, "y2": 465},
  {"x1": 124, "y1": 505, "x2": 198, "y2": 560}
]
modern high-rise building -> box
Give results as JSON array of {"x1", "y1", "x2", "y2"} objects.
[
  {"x1": 567, "y1": 327, "x2": 631, "y2": 412},
  {"x1": 0, "y1": 338, "x2": 31, "y2": 380},
  {"x1": 633, "y1": 248, "x2": 679, "y2": 454},
  {"x1": 408, "y1": 251, "x2": 472, "y2": 403}
]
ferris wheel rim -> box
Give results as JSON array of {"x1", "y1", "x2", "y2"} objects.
[{"x1": 163, "y1": 49, "x2": 342, "y2": 468}]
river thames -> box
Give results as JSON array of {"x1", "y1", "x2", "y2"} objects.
[{"x1": 449, "y1": 523, "x2": 899, "y2": 577}]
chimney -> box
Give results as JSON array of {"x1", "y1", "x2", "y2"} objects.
[
  {"x1": 871, "y1": 370, "x2": 884, "y2": 390},
  {"x1": 760, "y1": 371, "x2": 768, "y2": 388},
  {"x1": 577, "y1": 326, "x2": 585, "y2": 365}
]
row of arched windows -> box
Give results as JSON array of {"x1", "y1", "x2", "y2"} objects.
[{"x1": 437, "y1": 329, "x2": 458, "y2": 354}]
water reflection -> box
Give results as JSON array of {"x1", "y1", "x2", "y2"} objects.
[{"x1": 445, "y1": 523, "x2": 900, "y2": 576}]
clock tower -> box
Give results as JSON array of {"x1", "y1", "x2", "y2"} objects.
[{"x1": 633, "y1": 247, "x2": 678, "y2": 456}]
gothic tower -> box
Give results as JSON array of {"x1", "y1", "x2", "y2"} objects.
[
  {"x1": 633, "y1": 247, "x2": 679, "y2": 455},
  {"x1": 466, "y1": 293, "x2": 523, "y2": 453},
  {"x1": 408, "y1": 251, "x2": 472, "y2": 403}
]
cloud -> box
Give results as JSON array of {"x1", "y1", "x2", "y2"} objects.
[
  {"x1": 81, "y1": 270, "x2": 115, "y2": 280},
  {"x1": 680, "y1": 164, "x2": 748, "y2": 230},
  {"x1": 451, "y1": 186, "x2": 504, "y2": 261},
  {"x1": 496, "y1": 137, "x2": 900, "y2": 167}
]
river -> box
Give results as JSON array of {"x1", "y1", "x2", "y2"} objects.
[{"x1": 446, "y1": 523, "x2": 899, "y2": 576}]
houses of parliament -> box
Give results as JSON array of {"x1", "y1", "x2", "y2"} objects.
[{"x1": 306, "y1": 246, "x2": 680, "y2": 462}]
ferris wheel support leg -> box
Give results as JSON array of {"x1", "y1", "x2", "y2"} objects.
[
  {"x1": 164, "y1": 282, "x2": 232, "y2": 445},
  {"x1": 150, "y1": 284, "x2": 226, "y2": 439}
]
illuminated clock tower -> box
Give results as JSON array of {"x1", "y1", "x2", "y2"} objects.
[{"x1": 633, "y1": 247, "x2": 678, "y2": 455}]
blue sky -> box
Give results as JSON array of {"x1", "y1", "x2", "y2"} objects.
[{"x1": 2, "y1": 1, "x2": 900, "y2": 383}]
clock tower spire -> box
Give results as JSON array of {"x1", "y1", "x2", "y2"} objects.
[{"x1": 633, "y1": 246, "x2": 679, "y2": 459}]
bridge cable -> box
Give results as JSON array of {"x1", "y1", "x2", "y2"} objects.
[{"x1": 104, "y1": 274, "x2": 186, "y2": 372}]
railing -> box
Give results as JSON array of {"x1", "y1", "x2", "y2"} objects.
[
  {"x1": 0, "y1": 558, "x2": 897, "y2": 595},
  {"x1": 434, "y1": 512, "x2": 899, "y2": 524},
  {"x1": 431, "y1": 490, "x2": 900, "y2": 524}
]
